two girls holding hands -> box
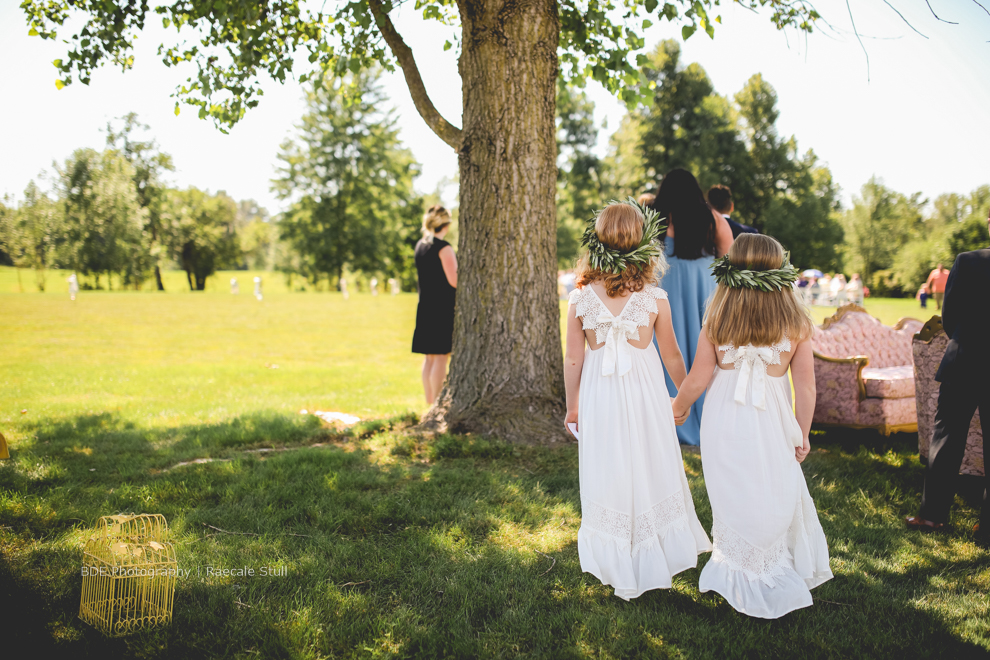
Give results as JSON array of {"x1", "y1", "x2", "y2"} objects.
[{"x1": 566, "y1": 199, "x2": 831, "y2": 618}]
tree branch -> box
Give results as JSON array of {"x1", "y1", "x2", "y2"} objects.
[
  {"x1": 924, "y1": 0, "x2": 958, "y2": 24},
  {"x1": 882, "y1": 0, "x2": 929, "y2": 38},
  {"x1": 368, "y1": 0, "x2": 463, "y2": 151},
  {"x1": 846, "y1": 0, "x2": 870, "y2": 82}
]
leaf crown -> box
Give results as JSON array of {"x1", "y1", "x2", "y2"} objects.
[
  {"x1": 580, "y1": 198, "x2": 667, "y2": 274},
  {"x1": 710, "y1": 253, "x2": 799, "y2": 292}
]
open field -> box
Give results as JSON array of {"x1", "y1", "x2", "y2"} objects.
[{"x1": 1, "y1": 288, "x2": 986, "y2": 658}]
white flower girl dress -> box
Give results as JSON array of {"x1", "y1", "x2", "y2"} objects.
[
  {"x1": 570, "y1": 285, "x2": 712, "y2": 600},
  {"x1": 699, "y1": 337, "x2": 833, "y2": 618}
]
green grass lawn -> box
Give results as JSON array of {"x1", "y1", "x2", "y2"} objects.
[{"x1": 1, "y1": 283, "x2": 987, "y2": 659}]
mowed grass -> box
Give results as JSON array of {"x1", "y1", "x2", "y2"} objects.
[{"x1": 1, "y1": 281, "x2": 988, "y2": 659}]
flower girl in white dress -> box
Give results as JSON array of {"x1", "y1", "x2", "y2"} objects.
[
  {"x1": 565, "y1": 201, "x2": 712, "y2": 601},
  {"x1": 672, "y1": 234, "x2": 832, "y2": 618}
]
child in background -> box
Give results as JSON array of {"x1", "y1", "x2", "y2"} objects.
[
  {"x1": 564, "y1": 201, "x2": 711, "y2": 601},
  {"x1": 672, "y1": 234, "x2": 832, "y2": 618}
]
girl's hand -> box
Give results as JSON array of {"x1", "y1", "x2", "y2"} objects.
[
  {"x1": 564, "y1": 409, "x2": 578, "y2": 436},
  {"x1": 671, "y1": 398, "x2": 689, "y2": 426},
  {"x1": 796, "y1": 436, "x2": 811, "y2": 463}
]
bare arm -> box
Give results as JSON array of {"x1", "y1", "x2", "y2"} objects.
[
  {"x1": 671, "y1": 329, "x2": 718, "y2": 420},
  {"x1": 712, "y1": 209, "x2": 734, "y2": 257},
  {"x1": 563, "y1": 302, "x2": 587, "y2": 433},
  {"x1": 790, "y1": 338, "x2": 816, "y2": 462},
  {"x1": 439, "y1": 245, "x2": 458, "y2": 288},
  {"x1": 654, "y1": 298, "x2": 686, "y2": 388}
]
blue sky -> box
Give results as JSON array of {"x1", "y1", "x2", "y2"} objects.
[{"x1": 2, "y1": 1, "x2": 988, "y2": 216}]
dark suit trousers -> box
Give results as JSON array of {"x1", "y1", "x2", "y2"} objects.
[{"x1": 920, "y1": 378, "x2": 989, "y2": 527}]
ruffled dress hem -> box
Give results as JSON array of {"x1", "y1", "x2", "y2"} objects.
[
  {"x1": 578, "y1": 514, "x2": 712, "y2": 601},
  {"x1": 698, "y1": 506, "x2": 832, "y2": 618}
]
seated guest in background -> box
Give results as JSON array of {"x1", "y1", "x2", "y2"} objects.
[
  {"x1": 907, "y1": 208, "x2": 990, "y2": 546},
  {"x1": 845, "y1": 273, "x2": 864, "y2": 305},
  {"x1": 808, "y1": 277, "x2": 821, "y2": 305},
  {"x1": 831, "y1": 273, "x2": 848, "y2": 306},
  {"x1": 637, "y1": 192, "x2": 656, "y2": 208},
  {"x1": 707, "y1": 184, "x2": 758, "y2": 239},
  {"x1": 925, "y1": 263, "x2": 951, "y2": 310},
  {"x1": 817, "y1": 273, "x2": 832, "y2": 305}
]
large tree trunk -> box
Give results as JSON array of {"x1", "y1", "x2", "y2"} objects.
[{"x1": 421, "y1": 0, "x2": 567, "y2": 444}]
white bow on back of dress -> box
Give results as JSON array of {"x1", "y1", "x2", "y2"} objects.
[
  {"x1": 720, "y1": 344, "x2": 775, "y2": 410},
  {"x1": 597, "y1": 311, "x2": 639, "y2": 377},
  {"x1": 719, "y1": 337, "x2": 804, "y2": 448}
]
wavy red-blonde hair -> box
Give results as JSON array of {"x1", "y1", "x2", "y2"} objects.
[{"x1": 574, "y1": 203, "x2": 667, "y2": 297}]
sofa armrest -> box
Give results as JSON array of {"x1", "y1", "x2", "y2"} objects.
[{"x1": 813, "y1": 352, "x2": 869, "y2": 401}]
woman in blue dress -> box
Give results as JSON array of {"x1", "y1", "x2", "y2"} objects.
[{"x1": 649, "y1": 169, "x2": 734, "y2": 445}]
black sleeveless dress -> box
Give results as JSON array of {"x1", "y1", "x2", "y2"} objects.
[{"x1": 412, "y1": 237, "x2": 456, "y2": 354}]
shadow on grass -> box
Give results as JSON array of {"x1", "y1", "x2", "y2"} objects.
[{"x1": 1, "y1": 415, "x2": 988, "y2": 658}]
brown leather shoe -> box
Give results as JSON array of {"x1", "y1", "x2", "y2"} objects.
[{"x1": 905, "y1": 516, "x2": 946, "y2": 532}]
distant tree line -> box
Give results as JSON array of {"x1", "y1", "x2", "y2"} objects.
[
  {"x1": 0, "y1": 114, "x2": 269, "y2": 291},
  {"x1": 553, "y1": 40, "x2": 988, "y2": 296},
  {"x1": 3, "y1": 60, "x2": 985, "y2": 299},
  {"x1": 0, "y1": 71, "x2": 426, "y2": 293}
]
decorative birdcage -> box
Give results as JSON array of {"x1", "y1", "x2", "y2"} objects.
[{"x1": 79, "y1": 514, "x2": 177, "y2": 636}]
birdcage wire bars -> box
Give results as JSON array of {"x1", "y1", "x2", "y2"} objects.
[{"x1": 79, "y1": 514, "x2": 177, "y2": 636}]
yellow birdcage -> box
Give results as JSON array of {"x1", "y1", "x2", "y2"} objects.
[{"x1": 79, "y1": 514, "x2": 177, "y2": 636}]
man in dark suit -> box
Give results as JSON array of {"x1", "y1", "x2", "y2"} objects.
[
  {"x1": 907, "y1": 208, "x2": 990, "y2": 545},
  {"x1": 707, "y1": 185, "x2": 758, "y2": 238}
]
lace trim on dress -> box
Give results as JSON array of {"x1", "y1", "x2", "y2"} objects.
[
  {"x1": 719, "y1": 335, "x2": 791, "y2": 367},
  {"x1": 581, "y1": 499, "x2": 632, "y2": 541},
  {"x1": 710, "y1": 517, "x2": 788, "y2": 587},
  {"x1": 569, "y1": 286, "x2": 668, "y2": 345},
  {"x1": 632, "y1": 491, "x2": 688, "y2": 551},
  {"x1": 582, "y1": 490, "x2": 688, "y2": 553}
]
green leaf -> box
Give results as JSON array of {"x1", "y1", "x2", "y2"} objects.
[
  {"x1": 52, "y1": 59, "x2": 62, "y2": 69},
  {"x1": 174, "y1": 103, "x2": 181, "y2": 116},
  {"x1": 644, "y1": 0, "x2": 658, "y2": 13},
  {"x1": 443, "y1": 40, "x2": 453, "y2": 51},
  {"x1": 55, "y1": 79, "x2": 65, "y2": 90},
  {"x1": 28, "y1": 27, "x2": 39, "y2": 37},
  {"x1": 681, "y1": 24, "x2": 696, "y2": 40}
]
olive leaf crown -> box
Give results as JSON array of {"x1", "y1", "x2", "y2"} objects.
[
  {"x1": 710, "y1": 252, "x2": 800, "y2": 292},
  {"x1": 580, "y1": 198, "x2": 667, "y2": 274}
]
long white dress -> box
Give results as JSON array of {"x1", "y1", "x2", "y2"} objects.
[
  {"x1": 570, "y1": 286, "x2": 712, "y2": 601},
  {"x1": 699, "y1": 338, "x2": 833, "y2": 618}
]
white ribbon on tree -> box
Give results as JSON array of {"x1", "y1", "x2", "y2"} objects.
[
  {"x1": 721, "y1": 344, "x2": 775, "y2": 410},
  {"x1": 597, "y1": 312, "x2": 640, "y2": 377}
]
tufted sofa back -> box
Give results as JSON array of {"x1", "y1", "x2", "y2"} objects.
[{"x1": 812, "y1": 311, "x2": 922, "y2": 368}]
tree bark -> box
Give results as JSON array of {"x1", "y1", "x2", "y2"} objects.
[
  {"x1": 420, "y1": 0, "x2": 567, "y2": 444},
  {"x1": 154, "y1": 265, "x2": 165, "y2": 291}
]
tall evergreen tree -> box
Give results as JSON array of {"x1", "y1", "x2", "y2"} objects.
[
  {"x1": 273, "y1": 70, "x2": 422, "y2": 287},
  {"x1": 105, "y1": 113, "x2": 176, "y2": 290}
]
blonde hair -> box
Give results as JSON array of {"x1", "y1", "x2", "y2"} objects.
[
  {"x1": 704, "y1": 234, "x2": 813, "y2": 346},
  {"x1": 422, "y1": 205, "x2": 452, "y2": 244},
  {"x1": 575, "y1": 203, "x2": 667, "y2": 298}
]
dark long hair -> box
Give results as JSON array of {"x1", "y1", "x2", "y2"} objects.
[{"x1": 650, "y1": 168, "x2": 717, "y2": 260}]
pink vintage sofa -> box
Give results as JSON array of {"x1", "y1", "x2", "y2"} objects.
[
  {"x1": 811, "y1": 304, "x2": 924, "y2": 435},
  {"x1": 913, "y1": 316, "x2": 984, "y2": 476}
]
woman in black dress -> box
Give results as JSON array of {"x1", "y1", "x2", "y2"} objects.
[{"x1": 412, "y1": 205, "x2": 458, "y2": 404}]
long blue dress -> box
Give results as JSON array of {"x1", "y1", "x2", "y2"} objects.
[{"x1": 656, "y1": 238, "x2": 717, "y2": 446}]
